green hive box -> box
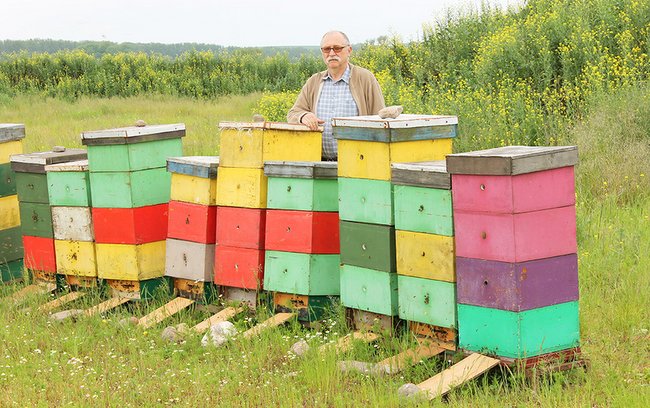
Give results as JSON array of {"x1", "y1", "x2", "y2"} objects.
[
  {"x1": 264, "y1": 250, "x2": 340, "y2": 296},
  {"x1": 0, "y1": 259, "x2": 24, "y2": 283},
  {"x1": 339, "y1": 220, "x2": 395, "y2": 272},
  {"x1": 397, "y1": 275, "x2": 457, "y2": 328},
  {"x1": 457, "y1": 301, "x2": 580, "y2": 359},
  {"x1": 338, "y1": 177, "x2": 393, "y2": 225},
  {"x1": 83, "y1": 125, "x2": 185, "y2": 172},
  {"x1": 89, "y1": 168, "x2": 172, "y2": 208},
  {"x1": 264, "y1": 161, "x2": 338, "y2": 211},
  {"x1": 18, "y1": 202, "x2": 53, "y2": 238},
  {"x1": 0, "y1": 163, "x2": 16, "y2": 197},
  {"x1": 14, "y1": 173, "x2": 50, "y2": 204},
  {"x1": 391, "y1": 160, "x2": 453, "y2": 235},
  {"x1": 340, "y1": 264, "x2": 398, "y2": 316},
  {"x1": 393, "y1": 185, "x2": 453, "y2": 236},
  {"x1": 46, "y1": 160, "x2": 92, "y2": 207},
  {"x1": 0, "y1": 227, "x2": 23, "y2": 263}
]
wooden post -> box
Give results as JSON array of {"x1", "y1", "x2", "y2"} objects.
[
  {"x1": 193, "y1": 306, "x2": 243, "y2": 333},
  {"x1": 137, "y1": 297, "x2": 195, "y2": 329},
  {"x1": 241, "y1": 312, "x2": 295, "y2": 339}
]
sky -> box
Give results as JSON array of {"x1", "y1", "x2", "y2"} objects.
[{"x1": 2, "y1": 0, "x2": 521, "y2": 47}]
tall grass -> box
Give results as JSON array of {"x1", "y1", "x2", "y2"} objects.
[
  {"x1": 0, "y1": 94, "x2": 261, "y2": 156},
  {"x1": 1, "y1": 85, "x2": 649, "y2": 406}
]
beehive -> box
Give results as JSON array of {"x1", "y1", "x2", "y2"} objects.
[
  {"x1": 447, "y1": 145, "x2": 580, "y2": 359},
  {"x1": 11, "y1": 147, "x2": 87, "y2": 283},
  {"x1": 46, "y1": 160, "x2": 97, "y2": 280},
  {"x1": 262, "y1": 161, "x2": 340, "y2": 322},
  {"x1": 82, "y1": 124, "x2": 184, "y2": 287},
  {"x1": 165, "y1": 156, "x2": 219, "y2": 293},
  {"x1": 0, "y1": 124, "x2": 25, "y2": 282},
  {"x1": 333, "y1": 115, "x2": 457, "y2": 322},
  {"x1": 214, "y1": 122, "x2": 322, "y2": 297},
  {"x1": 391, "y1": 161, "x2": 457, "y2": 342}
]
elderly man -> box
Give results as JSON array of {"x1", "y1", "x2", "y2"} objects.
[{"x1": 287, "y1": 31, "x2": 385, "y2": 160}]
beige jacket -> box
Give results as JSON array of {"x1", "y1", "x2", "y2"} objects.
[{"x1": 287, "y1": 63, "x2": 385, "y2": 123}]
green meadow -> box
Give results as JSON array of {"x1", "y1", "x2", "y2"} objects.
[
  {"x1": 1, "y1": 0, "x2": 649, "y2": 405},
  {"x1": 0, "y1": 88, "x2": 648, "y2": 407}
]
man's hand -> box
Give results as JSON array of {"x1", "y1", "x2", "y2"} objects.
[{"x1": 301, "y1": 113, "x2": 325, "y2": 131}]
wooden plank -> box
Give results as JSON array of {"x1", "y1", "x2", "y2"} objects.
[
  {"x1": 332, "y1": 114, "x2": 458, "y2": 129},
  {"x1": 10, "y1": 149, "x2": 87, "y2": 174},
  {"x1": 391, "y1": 161, "x2": 450, "y2": 189},
  {"x1": 84, "y1": 296, "x2": 131, "y2": 316},
  {"x1": 263, "y1": 161, "x2": 337, "y2": 179},
  {"x1": 137, "y1": 297, "x2": 195, "y2": 329},
  {"x1": 0, "y1": 123, "x2": 26, "y2": 142},
  {"x1": 193, "y1": 306, "x2": 244, "y2": 333},
  {"x1": 81, "y1": 124, "x2": 185, "y2": 145},
  {"x1": 44, "y1": 160, "x2": 88, "y2": 172},
  {"x1": 446, "y1": 145, "x2": 578, "y2": 176},
  {"x1": 320, "y1": 331, "x2": 380, "y2": 353},
  {"x1": 343, "y1": 339, "x2": 445, "y2": 375},
  {"x1": 219, "y1": 121, "x2": 322, "y2": 132},
  {"x1": 166, "y1": 156, "x2": 219, "y2": 179},
  {"x1": 37, "y1": 291, "x2": 85, "y2": 313},
  {"x1": 417, "y1": 353, "x2": 500, "y2": 400},
  {"x1": 368, "y1": 339, "x2": 446, "y2": 375},
  {"x1": 241, "y1": 312, "x2": 295, "y2": 339},
  {"x1": 7, "y1": 282, "x2": 56, "y2": 304}
]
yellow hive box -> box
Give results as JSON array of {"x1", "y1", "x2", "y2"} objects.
[
  {"x1": 216, "y1": 167, "x2": 267, "y2": 209},
  {"x1": 396, "y1": 229, "x2": 455, "y2": 282},
  {"x1": 55, "y1": 240, "x2": 97, "y2": 277},
  {"x1": 96, "y1": 241, "x2": 166, "y2": 280},
  {"x1": 338, "y1": 138, "x2": 452, "y2": 180},
  {"x1": 170, "y1": 173, "x2": 217, "y2": 205},
  {"x1": 0, "y1": 195, "x2": 20, "y2": 230},
  {"x1": 0, "y1": 140, "x2": 23, "y2": 164},
  {"x1": 219, "y1": 122, "x2": 322, "y2": 168}
]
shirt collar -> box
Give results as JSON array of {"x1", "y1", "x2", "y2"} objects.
[{"x1": 322, "y1": 64, "x2": 352, "y2": 83}]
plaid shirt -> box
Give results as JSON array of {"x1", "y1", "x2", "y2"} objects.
[{"x1": 317, "y1": 65, "x2": 358, "y2": 160}]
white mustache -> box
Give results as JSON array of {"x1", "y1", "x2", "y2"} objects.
[{"x1": 327, "y1": 56, "x2": 341, "y2": 62}]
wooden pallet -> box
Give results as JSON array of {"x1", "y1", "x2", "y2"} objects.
[
  {"x1": 6, "y1": 282, "x2": 57, "y2": 305},
  {"x1": 417, "y1": 353, "x2": 501, "y2": 399},
  {"x1": 320, "y1": 331, "x2": 380, "y2": 353},
  {"x1": 193, "y1": 306, "x2": 244, "y2": 333},
  {"x1": 138, "y1": 297, "x2": 195, "y2": 329},
  {"x1": 84, "y1": 296, "x2": 131, "y2": 317},
  {"x1": 339, "y1": 338, "x2": 446, "y2": 376},
  {"x1": 38, "y1": 291, "x2": 85, "y2": 313},
  {"x1": 242, "y1": 312, "x2": 295, "y2": 339}
]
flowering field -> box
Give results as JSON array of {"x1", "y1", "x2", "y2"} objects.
[{"x1": 1, "y1": 0, "x2": 649, "y2": 405}]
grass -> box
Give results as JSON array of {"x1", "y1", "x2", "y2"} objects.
[
  {"x1": 1, "y1": 91, "x2": 649, "y2": 406},
  {"x1": 0, "y1": 93, "x2": 261, "y2": 156}
]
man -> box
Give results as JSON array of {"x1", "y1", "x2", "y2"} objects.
[{"x1": 287, "y1": 31, "x2": 385, "y2": 160}]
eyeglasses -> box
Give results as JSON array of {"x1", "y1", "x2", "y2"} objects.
[{"x1": 320, "y1": 45, "x2": 349, "y2": 54}]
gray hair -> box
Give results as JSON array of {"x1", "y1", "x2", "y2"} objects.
[{"x1": 321, "y1": 31, "x2": 350, "y2": 46}]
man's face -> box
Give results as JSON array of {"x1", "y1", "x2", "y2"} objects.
[{"x1": 320, "y1": 33, "x2": 351, "y2": 71}]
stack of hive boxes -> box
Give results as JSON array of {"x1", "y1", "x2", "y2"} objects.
[
  {"x1": 447, "y1": 146, "x2": 580, "y2": 360},
  {"x1": 263, "y1": 161, "x2": 340, "y2": 322},
  {"x1": 215, "y1": 122, "x2": 321, "y2": 305},
  {"x1": 0, "y1": 124, "x2": 25, "y2": 283},
  {"x1": 333, "y1": 114, "x2": 457, "y2": 326},
  {"x1": 11, "y1": 148, "x2": 87, "y2": 285},
  {"x1": 46, "y1": 160, "x2": 97, "y2": 288},
  {"x1": 165, "y1": 156, "x2": 219, "y2": 301},
  {"x1": 392, "y1": 161, "x2": 457, "y2": 348},
  {"x1": 81, "y1": 124, "x2": 184, "y2": 299}
]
